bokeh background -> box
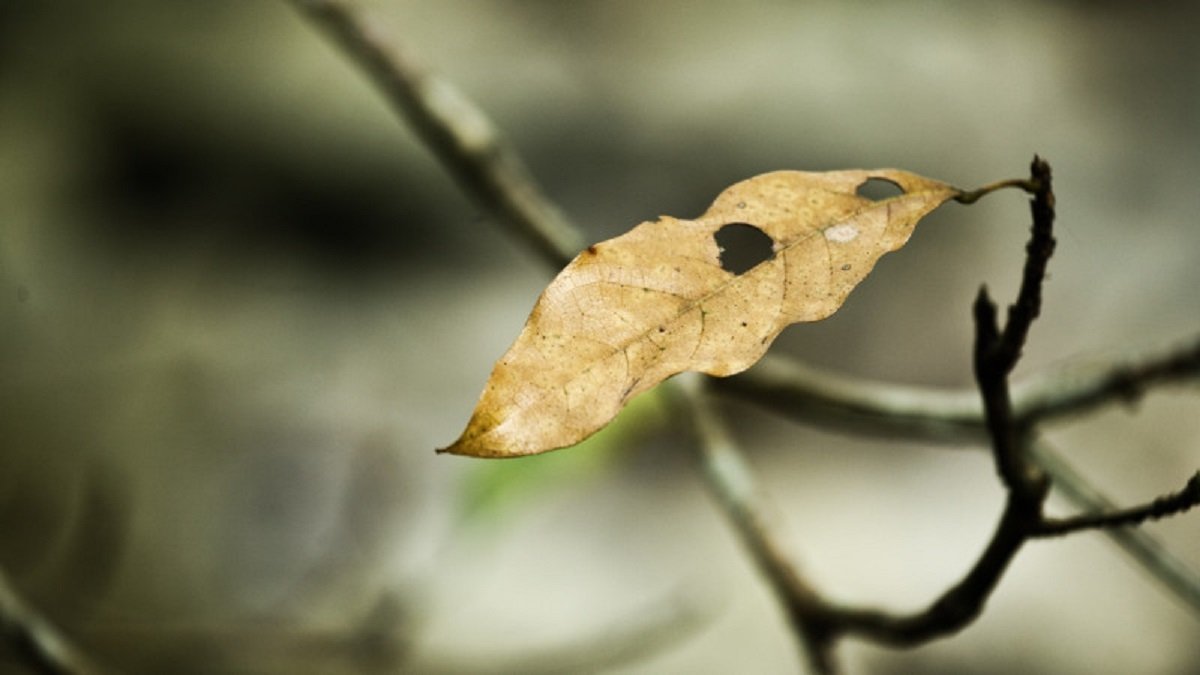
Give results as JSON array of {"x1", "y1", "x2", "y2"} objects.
[{"x1": 2, "y1": 1, "x2": 1198, "y2": 673}]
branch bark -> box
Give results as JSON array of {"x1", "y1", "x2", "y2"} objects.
[
  {"x1": 0, "y1": 566, "x2": 106, "y2": 675},
  {"x1": 1038, "y1": 471, "x2": 1200, "y2": 537},
  {"x1": 287, "y1": 0, "x2": 583, "y2": 268}
]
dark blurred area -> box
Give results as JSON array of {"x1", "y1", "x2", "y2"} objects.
[{"x1": 2, "y1": 1, "x2": 1198, "y2": 673}]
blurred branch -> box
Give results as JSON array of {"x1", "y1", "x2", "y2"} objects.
[
  {"x1": 810, "y1": 159, "x2": 1195, "y2": 650},
  {"x1": 1018, "y1": 336, "x2": 1200, "y2": 424},
  {"x1": 712, "y1": 335, "x2": 1200, "y2": 617},
  {"x1": 673, "y1": 374, "x2": 835, "y2": 673},
  {"x1": 412, "y1": 589, "x2": 715, "y2": 674},
  {"x1": 287, "y1": 0, "x2": 583, "y2": 268},
  {"x1": 288, "y1": 0, "x2": 771, "y2": 667},
  {"x1": 0, "y1": 566, "x2": 106, "y2": 675},
  {"x1": 714, "y1": 334, "x2": 1200, "y2": 445},
  {"x1": 88, "y1": 590, "x2": 709, "y2": 675}
]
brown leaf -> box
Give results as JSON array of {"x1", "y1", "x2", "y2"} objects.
[{"x1": 441, "y1": 170, "x2": 960, "y2": 457}]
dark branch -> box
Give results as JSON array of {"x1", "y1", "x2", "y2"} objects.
[
  {"x1": 974, "y1": 286, "x2": 1040, "y2": 492},
  {"x1": 808, "y1": 156, "x2": 1059, "y2": 648},
  {"x1": 289, "y1": 0, "x2": 833, "y2": 667},
  {"x1": 713, "y1": 354, "x2": 1200, "y2": 616},
  {"x1": 996, "y1": 156, "x2": 1056, "y2": 373},
  {"x1": 1031, "y1": 441, "x2": 1200, "y2": 613},
  {"x1": 826, "y1": 487, "x2": 1044, "y2": 647},
  {"x1": 1038, "y1": 472, "x2": 1200, "y2": 538},
  {"x1": 974, "y1": 156, "x2": 1054, "y2": 493},
  {"x1": 1018, "y1": 336, "x2": 1200, "y2": 424}
]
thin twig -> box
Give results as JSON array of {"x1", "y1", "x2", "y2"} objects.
[
  {"x1": 996, "y1": 157, "x2": 1056, "y2": 375},
  {"x1": 1018, "y1": 336, "x2": 1200, "y2": 424},
  {"x1": 287, "y1": 0, "x2": 583, "y2": 269},
  {"x1": 672, "y1": 375, "x2": 836, "y2": 673},
  {"x1": 0, "y1": 566, "x2": 106, "y2": 675},
  {"x1": 714, "y1": 355, "x2": 989, "y2": 444},
  {"x1": 1031, "y1": 441, "x2": 1200, "y2": 613},
  {"x1": 1037, "y1": 472, "x2": 1200, "y2": 538}
]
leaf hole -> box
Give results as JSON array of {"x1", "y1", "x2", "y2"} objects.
[
  {"x1": 856, "y1": 177, "x2": 904, "y2": 201},
  {"x1": 715, "y1": 223, "x2": 775, "y2": 275}
]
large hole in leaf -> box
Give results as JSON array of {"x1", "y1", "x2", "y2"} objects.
[
  {"x1": 856, "y1": 177, "x2": 905, "y2": 201},
  {"x1": 715, "y1": 223, "x2": 775, "y2": 275}
]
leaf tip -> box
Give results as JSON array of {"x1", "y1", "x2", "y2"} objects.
[
  {"x1": 437, "y1": 435, "x2": 526, "y2": 459},
  {"x1": 437, "y1": 438, "x2": 477, "y2": 457}
]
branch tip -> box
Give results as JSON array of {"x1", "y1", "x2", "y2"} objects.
[{"x1": 1038, "y1": 471, "x2": 1200, "y2": 537}]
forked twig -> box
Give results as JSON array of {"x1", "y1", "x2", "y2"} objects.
[{"x1": 288, "y1": 3, "x2": 1200, "y2": 671}]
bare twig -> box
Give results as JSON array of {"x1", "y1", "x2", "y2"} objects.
[
  {"x1": 1031, "y1": 441, "x2": 1200, "y2": 613},
  {"x1": 973, "y1": 156, "x2": 1054, "y2": 492},
  {"x1": 672, "y1": 374, "x2": 836, "y2": 672},
  {"x1": 824, "y1": 488, "x2": 1043, "y2": 647},
  {"x1": 714, "y1": 345, "x2": 1200, "y2": 615},
  {"x1": 0, "y1": 566, "x2": 106, "y2": 675},
  {"x1": 799, "y1": 158, "x2": 1059, "y2": 649},
  {"x1": 996, "y1": 157, "x2": 1056, "y2": 376},
  {"x1": 1018, "y1": 336, "x2": 1200, "y2": 424},
  {"x1": 714, "y1": 355, "x2": 988, "y2": 444},
  {"x1": 289, "y1": 0, "x2": 829, "y2": 667},
  {"x1": 287, "y1": 0, "x2": 583, "y2": 269},
  {"x1": 713, "y1": 356, "x2": 1200, "y2": 616},
  {"x1": 1037, "y1": 471, "x2": 1200, "y2": 538}
]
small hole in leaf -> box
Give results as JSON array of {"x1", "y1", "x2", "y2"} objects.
[
  {"x1": 715, "y1": 223, "x2": 774, "y2": 275},
  {"x1": 856, "y1": 178, "x2": 904, "y2": 201}
]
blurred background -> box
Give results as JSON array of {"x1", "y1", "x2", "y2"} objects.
[{"x1": 1, "y1": 1, "x2": 1198, "y2": 673}]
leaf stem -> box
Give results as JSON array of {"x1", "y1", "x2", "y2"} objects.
[{"x1": 954, "y1": 177, "x2": 1041, "y2": 204}]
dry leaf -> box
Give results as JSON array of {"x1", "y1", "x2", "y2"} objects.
[{"x1": 441, "y1": 170, "x2": 960, "y2": 458}]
